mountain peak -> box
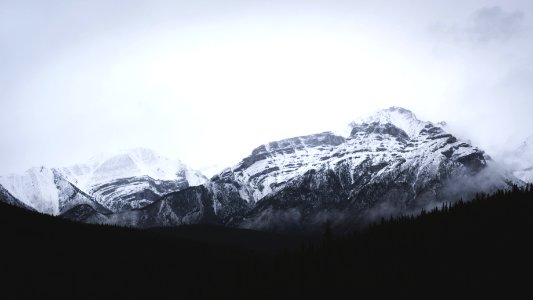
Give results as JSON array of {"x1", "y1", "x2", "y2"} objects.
[
  {"x1": 351, "y1": 107, "x2": 428, "y2": 139},
  {"x1": 383, "y1": 106, "x2": 417, "y2": 115},
  {"x1": 0, "y1": 148, "x2": 208, "y2": 215},
  {"x1": 63, "y1": 148, "x2": 204, "y2": 189},
  {"x1": 362, "y1": 107, "x2": 420, "y2": 126}
]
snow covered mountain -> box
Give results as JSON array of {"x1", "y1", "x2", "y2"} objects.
[
  {"x1": 0, "y1": 184, "x2": 35, "y2": 211},
  {"x1": 0, "y1": 148, "x2": 207, "y2": 214},
  {"x1": 213, "y1": 107, "x2": 499, "y2": 205},
  {"x1": 57, "y1": 148, "x2": 207, "y2": 212},
  {"x1": 215, "y1": 107, "x2": 515, "y2": 231},
  {"x1": 0, "y1": 167, "x2": 108, "y2": 215},
  {"x1": 69, "y1": 107, "x2": 518, "y2": 231},
  {"x1": 69, "y1": 185, "x2": 218, "y2": 227}
]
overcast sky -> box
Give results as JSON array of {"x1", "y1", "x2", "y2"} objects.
[{"x1": 1, "y1": 0, "x2": 533, "y2": 175}]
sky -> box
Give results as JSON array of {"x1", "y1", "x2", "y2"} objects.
[{"x1": 1, "y1": 0, "x2": 533, "y2": 175}]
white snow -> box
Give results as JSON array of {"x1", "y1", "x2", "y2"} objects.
[
  {"x1": 2, "y1": 107, "x2": 512, "y2": 217},
  {"x1": 0, "y1": 167, "x2": 59, "y2": 215},
  {"x1": 354, "y1": 106, "x2": 429, "y2": 138},
  {"x1": 218, "y1": 107, "x2": 485, "y2": 203},
  {"x1": 59, "y1": 148, "x2": 205, "y2": 191},
  {"x1": 0, "y1": 148, "x2": 208, "y2": 214}
]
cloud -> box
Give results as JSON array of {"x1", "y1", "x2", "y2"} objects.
[
  {"x1": 431, "y1": 6, "x2": 525, "y2": 44},
  {"x1": 468, "y1": 6, "x2": 525, "y2": 43},
  {"x1": 2, "y1": 0, "x2": 533, "y2": 176}
]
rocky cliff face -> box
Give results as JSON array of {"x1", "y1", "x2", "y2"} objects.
[
  {"x1": 218, "y1": 107, "x2": 512, "y2": 231},
  {"x1": 0, "y1": 148, "x2": 207, "y2": 215},
  {"x1": 68, "y1": 107, "x2": 517, "y2": 231}
]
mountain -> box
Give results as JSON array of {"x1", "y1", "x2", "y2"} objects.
[
  {"x1": 0, "y1": 148, "x2": 207, "y2": 214},
  {"x1": 225, "y1": 107, "x2": 516, "y2": 231},
  {"x1": 69, "y1": 107, "x2": 517, "y2": 231},
  {"x1": 507, "y1": 135, "x2": 533, "y2": 183},
  {"x1": 58, "y1": 148, "x2": 207, "y2": 212},
  {"x1": 75, "y1": 185, "x2": 216, "y2": 227},
  {"x1": 0, "y1": 184, "x2": 35, "y2": 211},
  {"x1": 0, "y1": 166, "x2": 109, "y2": 215}
]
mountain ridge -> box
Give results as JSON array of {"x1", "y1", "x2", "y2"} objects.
[
  {"x1": 58, "y1": 107, "x2": 520, "y2": 232},
  {"x1": 0, "y1": 148, "x2": 207, "y2": 214}
]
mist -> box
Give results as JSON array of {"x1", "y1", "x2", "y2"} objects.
[{"x1": 2, "y1": 0, "x2": 533, "y2": 175}]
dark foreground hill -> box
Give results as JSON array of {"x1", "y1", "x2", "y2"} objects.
[{"x1": 1, "y1": 185, "x2": 533, "y2": 299}]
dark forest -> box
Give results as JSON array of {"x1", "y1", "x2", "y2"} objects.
[{"x1": 1, "y1": 185, "x2": 533, "y2": 299}]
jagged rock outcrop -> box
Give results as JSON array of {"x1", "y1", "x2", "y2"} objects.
[
  {"x1": 0, "y1": 148, "x2": 207, "y2": 214},
  {"x1": 63, "y1": 107, "x2": 518, "y2": 231}
]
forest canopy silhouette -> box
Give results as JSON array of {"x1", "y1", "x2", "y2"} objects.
[{"x1": 1, "y1": 184, "x2": 532, "y2": 298}]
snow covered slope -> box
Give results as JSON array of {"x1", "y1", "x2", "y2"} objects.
[
  {"x1": 213, "y1": 107, "x2": 505, "y2": 203},
  {"x1": 0, "y1": 167, "x2": 59, "y2": 214},
  {"x1": 59, "y1": 148, "x2": 206, "y2": 189},
  {"x1": 0, "y1": 167, "x2": 109, "y2": 215},
  {"x1": 76, "y1": 185, "x2": 218, "y2": 228},
  {"x1": 58, "y1": 148, "x2": 207, "y2": 212},
  {"x1": 0, "y1": 148, "x2": 207, "y2": 214},
  {"x1": 206, "y1": 107, "x2": 517, "y2": 231},
  {"x1": 66, "y1": 107, "x2": 517, "y2": 231},
  {"x1": 0, "y1": 184, "x2": 35, "y2": 211}
]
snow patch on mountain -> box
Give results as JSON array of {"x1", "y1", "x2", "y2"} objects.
[
  {"x1": 59, "y1": 107, "x2": 519, "y2": 231},
  {"x1": 0, "y1": 167, "x2": 108, "y2": 215},
  {"x1": 212, "y1": 132, "x2": 346, "y2": 202},
  {"x1": 213, "y1": 107, "x2": 496, "y2": 208},
  {"x1": 0, "y1": 148, "x2": 207, "y2": 214},
  {"x1": 0, "y1": 167, "x2": 60, "y2": 214},
  {"x1": 59, "y1": 148, "x2": 206, "y2": 191},
  {"x1": 352, "y1": 106, "x2": 429, "y2": 138},
  {"x1": 54, "y1": 148, "x2": 208, "y2": 212},
  {"x1": 0, "y1": 184, "x2": 36, "y2": 211}
]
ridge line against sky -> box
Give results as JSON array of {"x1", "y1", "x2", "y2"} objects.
[{"x1": 1, "y1": 0, "x2": 533, "y2": 174}]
